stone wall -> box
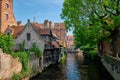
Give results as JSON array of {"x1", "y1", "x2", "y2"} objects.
[
  {"x1": 29, "y1": 52, "x2": 44, "y2": 76},
  {"x1": 0, "y1": 49, "x2": 22, "y2": 79},
  {"x1": 102, "y1": 54, "x2": 120, "y2": 80}
]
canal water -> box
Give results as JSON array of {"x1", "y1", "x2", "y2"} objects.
[{"x1": 30, "y1": 53, "x2": 114, "y2": 80}]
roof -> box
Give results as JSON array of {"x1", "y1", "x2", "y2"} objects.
[
  {"x1": 31, "y1": 22, "x2": 44, "y2": 29},
  {"x1": 31, "y1": 22, "x2": 51, "y2": 35},
  {"x1": 9, "y1": 22, "x2": 51, "y2": 38},
  {"x1": 53, "y1": 23, "x2": 65, "y2": 30},
  {"x1": 52, "y1": 41, "x2": 60, "y2": 48},
  {"x1": 8, "y1": 20, "x2": 67, "y2": 47},
  {"x1": 10, "y1": 26, "x2": 24, "y2": 38},
  {"x1": 67, "y1": 35, "x2": 74, "y2": 38},
  {"x1": 37, "y1": 29, "x2": 50, "y2": 35}
]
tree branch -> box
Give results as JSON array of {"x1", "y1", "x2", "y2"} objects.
[
  {"x1": 94, "y1": 11, "x2": 107, "y2": 19},
  {"x1": 103, "y1": 5, "x2": 116, "y2": 16}
]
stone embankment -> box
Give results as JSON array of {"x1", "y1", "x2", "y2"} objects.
[
  {"x1": 102, "y1": 55, "x2": 120, "y2": 80},
  {"x1": 0, "y1": 48, "x2": 22, "y2": 79}
]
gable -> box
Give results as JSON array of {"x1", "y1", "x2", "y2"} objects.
[{"x1": 14, "y1": 21, "x2": 44, "y2": 52}]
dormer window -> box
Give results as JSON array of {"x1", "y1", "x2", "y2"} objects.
[
  {"x1": 5, "y1": 3, "x2": 9, "y2": 8},
  {"x1": 5, "y1": 14, "x2": 9, "y2": 20},
  {"x1": 27, "y1": 33, "x2": 31, "y2": 41}
]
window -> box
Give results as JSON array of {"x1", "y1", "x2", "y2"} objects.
[
  {"x1": 5, "y1": 14, "x2": 9, "y2": 20},
  {"x1": 5, "y1": 3, "x2": 9, "y2": 8},
  {"x1": 44, "y1": 36, "x2": 46, "y2": 39},
  {"x1": 27, "y1": 33, "x2": 31, "y2": 41}
]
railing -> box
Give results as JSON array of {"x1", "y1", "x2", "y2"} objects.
[{"x1": 104, "y1": 54, "x2": 120, "y2": 73}]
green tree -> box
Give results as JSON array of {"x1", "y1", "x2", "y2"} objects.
[
  {"x1": 30, "y1": 43, "x2": 43, "y2": 57},
  {"x1": 19, "y1": 41, "x2": 25, "y2": 52},
  {"x1": 0, "y1": 34, "x2": 14, "y2": 54},
  {"x1": 12, "y1": 52, "x2": 29, "y2": 70},
  {"x1": 61, "y1": 0, "x2": 120, "y2": 57}
]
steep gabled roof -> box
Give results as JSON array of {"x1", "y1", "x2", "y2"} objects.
[
  {"x1": 9, "y1": 25, "x2": 24, "y2": 38},
  {"x1": 31, "y1": 22, "x2": 44, "y2": 29},
  {"x1": 31, "y1": 22, "x2": 51, "y2": 36}
]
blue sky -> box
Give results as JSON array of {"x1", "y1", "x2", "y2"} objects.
[
  {"x1": 14, "y1": 0, "x2": 64, "y2": 24},
  {"x1": 14, "y1": 0, "x2": 73, "y2": 35}
]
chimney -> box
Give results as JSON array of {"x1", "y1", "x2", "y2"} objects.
[
  {"x1": 17, "y1": 21, "x2": 22, "y2": 26},
  {"x1": 28, "y1": 19, "x2": 30, "y2": 23},
  {"x1": 44, "y1": 20, "x2": 49, "y2": 28}
]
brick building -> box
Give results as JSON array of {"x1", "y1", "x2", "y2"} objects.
[
  {"x1": 0, "y1": 0, "x2": 16, "y2": 33},
  {"x1": 67, "y1": 35, "x2": 74, "y2": 48}
]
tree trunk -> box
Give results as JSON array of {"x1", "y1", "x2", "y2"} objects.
[{"x1": 111, "y1": 29, "x2": 119, "y2": 58}]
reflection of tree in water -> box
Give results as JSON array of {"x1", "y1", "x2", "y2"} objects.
[
  {"x1": 75, "y1": 53, "x2": 88, "y2": 80},
  {"x1": 30, "y1": 59, "x2": 67, "y2": 80},
  {"x1": 77, "y1": 55, "x2": 114, "y2": 80}
]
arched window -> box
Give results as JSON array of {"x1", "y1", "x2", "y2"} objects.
[
  {"x1": 5, "y1": 3, "x2": 9, "y2": 8},
  {"x1": 5, "y1": 14, "x2": 9, "y2": 20},
  {"x1": 27, "y1": 33, "x2": 31, "y2": 41}
]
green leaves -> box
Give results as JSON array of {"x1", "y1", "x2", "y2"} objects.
[
  {"x1": 12, "y1": 52, "x2": 29, "y2": 71},
  {"x1": 19, "y1": 41, "x2": 25, "y2": 52},
  {"x1": 0, "y1": 34, "x2": 14, "y2": 54},
  {"x1": 113, "y1": 16, "x2": 120, "y2": 27},
  {"x1": 61, "y1": 0, "x2": 120, "y2": 58},
  {"x1": 30, "y1": 43, "x2": 43, "y2": 57}
]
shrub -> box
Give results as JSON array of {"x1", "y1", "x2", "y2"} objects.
[
  {"x1": 10, "y1": 73, "x2": 21, "y2": 80},
  {"x1": 11, "y1": 52, "x2": 29, "y2": 70}
]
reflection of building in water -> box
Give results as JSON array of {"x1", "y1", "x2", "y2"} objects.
[{"x1": 66, "y1": 53, "x2": 81, "y2": 80}]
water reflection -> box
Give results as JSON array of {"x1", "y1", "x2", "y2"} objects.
[
  {"x1": 30, "y1": 53, "x2": 114, "y2": 80},
  {"x1": 66, "y1": 53, "x2": 80, "y2": 80}
]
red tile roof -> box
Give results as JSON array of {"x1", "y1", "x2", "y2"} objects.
[
  {"x1": 52, "y1": 41, "x2": 60, "y2": 48},
  {"x1": 53, "y1": 23, "x2": 65, "y2": 30},
  {"x1": 31, "y1": 22, "x2": 51, "y2": 35},
  {"x1": 10, "y1": 25, "x2": 24, "y2": 38},
  {"x1": 31, "y1": 22, "x2": 44, "y2": 29},
  {"x1": 9, "y1": 21, "x2": 67, "y2": 47},
  {"x1": 37, "y1": 29, "x2": 50, "y2": 35}
]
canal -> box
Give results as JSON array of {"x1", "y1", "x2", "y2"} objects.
[{"x1": 30, "y1": 53, "x2": 114, "y2": 80}]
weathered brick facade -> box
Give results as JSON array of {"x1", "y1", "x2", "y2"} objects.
[{"x1": 0, "y1": 0, "x2": 16, "y2": 33}]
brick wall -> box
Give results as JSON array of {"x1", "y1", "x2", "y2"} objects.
[
  {"x1": 0, "y1": 48, "x2": 22, "y2": 79},
  {"x1": 0, "y1": 0, "x2": 16, "y2": 33}
]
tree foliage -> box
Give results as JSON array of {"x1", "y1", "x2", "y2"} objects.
[
  {"x1": 0, "y1": 34, "x2": 14, "y2": 54},
  {"x1": 30, "y1": 43, "x2": 43, "y2": 57},
  {"x1": 19, "y1": 41, "x2": 25, "y2": 52},
  {"x1": 61, "y1": 0, "x2": 120, "y2": 57},
  {"x1": 12, "y1": 52, "x2": 29, "y2": 71}
]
